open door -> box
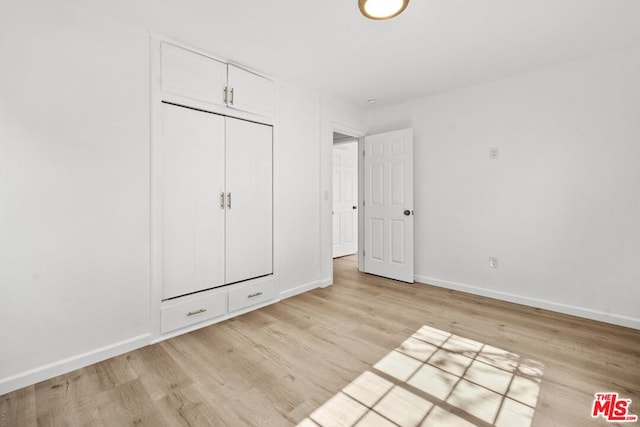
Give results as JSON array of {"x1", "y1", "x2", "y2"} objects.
[
  {"x1": 363, "y1": 128, "x2": 414, "y2": 282},
  {"x1": 333, "y1": 142, "x2": 358, "y2": 258}
]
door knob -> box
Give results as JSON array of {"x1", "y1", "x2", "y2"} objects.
[
  {"x1": 403, "y1": 210, "x2": 411, "y2": 216},
  {"x1": 353, "y1": 206, "x2": 357, "y2": 210}
]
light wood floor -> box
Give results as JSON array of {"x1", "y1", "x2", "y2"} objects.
[{"x1": 1, "y1": 255, "x2": 638, "y2": 426}]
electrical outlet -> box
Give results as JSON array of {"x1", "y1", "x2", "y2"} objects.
[
  {"x1": 489, "y1": 147, "x2": 499, "y2": 160},
  {"x1": 489, "y1": 257, "x2": 498, "y2": 268}
]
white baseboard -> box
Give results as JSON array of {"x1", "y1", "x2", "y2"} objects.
[
  {"x1": 415, "y1": 275, "x2": 640, "y2": 331},
  {"x1": 280, "y1": 280, "x2": 321, "y2": 300},
  {"x1": 319, "y1": 278, "x2": 333, "y2": 288},
  {"x1": 0, "y1": 333, "x2": 151, "y2": 395}
]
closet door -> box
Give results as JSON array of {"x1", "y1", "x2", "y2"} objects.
[
  {"x1": 160, "y1": 43, "x2": 228, "y2": 107},
  {"x1": 227, "y1": 65, "x2": 275, "y2": 117},
  {"x1": 225, "y1": 118, "x2": 273, "y2": 284},
  {"x1": 161, "y1": 103, "x2": 226, "y2": 300}
]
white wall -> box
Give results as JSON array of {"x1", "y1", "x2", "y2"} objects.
[
  {"x1": 0, "y1": 4, "x2": 151, "y2": 393},
  {"x1": 367, "y1": 47, "x2": 640, "y2": 329},
  {"x1": 276, "y1": 85, "x2": 322, "y2": 298},
  {"x1": 276, "y1": 89, "x2": 367, "y2": 297},
  {"x1": 0, "y1": 2, "x2": 368, "y2": 395}
]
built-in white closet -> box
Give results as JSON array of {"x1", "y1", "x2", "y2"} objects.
[
  {"x1": 160, "y1": 103, "x2": 272, "y2": 300},
  {"x1": 152, "y1": 40, "x2": 277, "y2": 336}
]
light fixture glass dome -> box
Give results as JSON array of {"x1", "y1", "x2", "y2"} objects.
[{"x1": 359, "y1": 0, "x2": 409, "y2": 20}]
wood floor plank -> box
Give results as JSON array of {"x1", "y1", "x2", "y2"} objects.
[
  {"x1": 153, "y1": 383, "x2": 223, "y2": 427},
  {"x1": 132, "y1": 344, "x2": 194, "y2": 402},
  {"x1": 34, "y1": 364, "x2": 116, "y2": 426},
  {"x1": 0, "y1": 386, "x2": 36, "y2": 427},
  {"x1": 1, "y1": 254, "x2": 638, "y2": 426},
  {"x1": 94, "y1": 378, "x2": 169, "y2": 427}
]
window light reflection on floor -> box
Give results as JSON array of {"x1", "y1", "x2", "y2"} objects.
[{"x1": 297, "y1": 325, "x2": 544, "y2": 427}]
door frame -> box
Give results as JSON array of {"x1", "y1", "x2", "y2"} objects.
[
  {"x1": 324, "y1": 123, "x2": 365, "y2": 286},
  {"x1": 332, "y1": 138, "x2": 359, "y2": 259}
]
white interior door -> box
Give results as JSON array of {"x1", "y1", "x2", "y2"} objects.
[
  {"x1": 160, "y1": 103, "x2": 226, "y2": 299},
  {"x1": 225, "y1": 117, "x2": 273, "y2": 284},
  {"x1": 333, "y1": 142, "x2": 358, "y2": 258},
  {"x1": 363, "y1": 129, "x2": 414, "y2": 283}
]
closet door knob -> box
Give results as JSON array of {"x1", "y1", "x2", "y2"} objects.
[
  {"x1": 403, "y1": 210, "x2": 411, "y2": 216},
  {"x1": 230, "y1": 87, "x2": 235, "y2": 106},
  {"x1": 227, "y1": 192, "x2": 232, "y2": 209},
  {"x1": 220, "y1": 192, "x2": 225, "y2": 209}
]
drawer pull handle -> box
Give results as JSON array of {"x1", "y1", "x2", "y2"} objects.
[
  {"x1": 187, "y1": 308, "x2": 207, "y2": 316},
  {"x1": 248, "y1": 292, "x2": 263, "y2": 299}
]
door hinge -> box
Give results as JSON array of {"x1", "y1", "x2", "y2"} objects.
[
  {"x1": 363, "y1": 250, "x2": 365, "y2": 257},
  {"x1": 363, "y1": 200, "x2": 366, "y2": 206}
]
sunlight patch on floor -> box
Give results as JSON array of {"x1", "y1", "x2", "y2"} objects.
[{"x1": 297, "y1": 325, "x2": 544, "y2": 426}]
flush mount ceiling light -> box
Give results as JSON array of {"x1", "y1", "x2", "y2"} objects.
[{"x1": 359, "y1": 0, "x2": 409, "y2": 20}]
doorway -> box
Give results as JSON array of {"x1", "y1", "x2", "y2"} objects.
[
  {"x1": 327, "y1": 128, "x2": 415, "y2": 283},
  {"x1": 332, "y1": 132, "x2": 359, "y2": 259}
]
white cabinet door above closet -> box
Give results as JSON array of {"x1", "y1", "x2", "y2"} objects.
[
  {"x1": 160, "y1": 42, "x2": 275, "y2": 118},
  {"x1": 225, "y1": 118, "x2": 273, "y2": 284},
  {"x1": 227, "y1": 64, "x2": 275, "y2": 118},
  {"x1": 161, "y1": 43, "x2": 227, "y2": 107},
  {"x1": 160, "y1": 103, "x2": 226, "y2": 300}
]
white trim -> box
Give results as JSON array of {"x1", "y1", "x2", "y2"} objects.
[
  {"x1": 325, "y1": 123, "x2": 366, "y2": 286},
  {"x1": 415, "y1": 275, "x2": 640, "y2": 331},
  {"x1": 149, "y1": 33, "x2": 163, "y2": 341},
  {"x1": 148, "y1": 32, "x2": 276, "y2": 84},
  {"x1": 319, "y1": 278, "x2": 333, "y2": 288},
  {"x1": 357, "y1": 136, "x2": 365, "y2": 274},
  {"x1": 0, "y1": 334, "x2": 151, "y2": 395},
  {"x1": 280, "y1": 280, "x2": 321, "y2": 300}
]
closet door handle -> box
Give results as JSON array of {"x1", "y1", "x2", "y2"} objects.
[
  {"x1": 220, "y1": 192, "x2": 225, "y2": 209},
  {"x1": 227, "y1": 192, "x2": 232, "y2": 209},
  {"x1": 223, "y1": 86, "x2": 228, "y2": 104},
  {"x1": 230, "y1": 87, "x2": 234, "y2": 106}
]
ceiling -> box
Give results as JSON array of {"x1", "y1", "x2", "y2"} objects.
[{"x1": 73, "y1": 0, "x2": 640, "y2": 108}]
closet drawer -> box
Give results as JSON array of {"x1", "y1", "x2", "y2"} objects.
[
  {"x1": 161, "y1": 289, "x2": 227, "y2": 334},
  {"x1": 228, "y1": 280, "x2": 276, "y2": 312}
]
